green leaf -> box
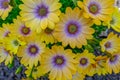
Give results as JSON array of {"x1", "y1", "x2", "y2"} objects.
[
  {"x1": 15, "y1": 65, "x2": 23, "y2": 74},
  {"x1": 72, "y1": 0, "x2": 77, "y2": 6}
]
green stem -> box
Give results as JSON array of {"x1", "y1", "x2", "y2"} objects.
[
  {"x1": 8, "y1": 56, "x2": 14, "y2": 68},
  {"x1": 15, "y1": 65, "x2": 23, "y2": 74}
]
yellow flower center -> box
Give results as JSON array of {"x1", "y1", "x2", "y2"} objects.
[
  {"x1": 80, "y1": 58, "x2": 88, "y2": 65},
  {"x1": 56, "y1": 58, "x2": 63, "y2": 64},
  {"x1": 68, "y1": 24, "x2": 78, "y2": 34},
  {"x1": 104, "y1": 42, "x2": 111, "y2": 49},
  {"x1": 30, "y1": 46, "x2": 38, "y2": 54},
  {"x1": 22, "y1": 26, "x2": 30, "y2": 35},
  {"x1": 2, "y1": 1, "x2": 9, "y2": 9},
  {"x1": 54, "y1": 56, "x2": 65, "y2": 65},
  {"x1": 44, "y1": 28, "x2": 53, "y2": 34},
  {"x1": 89, "y1": 4, "x2": 98, "y2": 14},
  {"x1": 39, "y1": 7, "x2": 48, "y2": 17},
  {"x1": 13, "y1": 40, "x2": 19, "y2": 46}
]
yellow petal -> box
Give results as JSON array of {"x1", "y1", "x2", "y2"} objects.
[
  {"x1": 93, "y1": 19, "x2": 101, "y2": 25},
  {"x1": 40, "y1": 18, "x2": 48, "y2": 29},
  {"x1": 48, "y1": 13, "x2": 59, "y2": 23},
  {"x1": 77, "y1": 1, "x2": 84, "y2": 9}
]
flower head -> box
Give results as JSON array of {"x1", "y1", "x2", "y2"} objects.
[
  {"x1": 88, "y1": 56, "x2": 108, "y2": 76},
  {"x1": 19, "y1": 0, "x2": 61, "y2": 33},
  {"x1": 108, "y1": 7, "x2": 120, "y2": 32},
  {"x1": 0, "y1": 0, "x2": 12, "y2": 20},
  {"x1": 0, "y1": 23, "x2": 11, "y2": 40},
  {"x1": 0, "y1": 46, "x2": 13, "y2": 65},
  {"x1": 17, "y1": 35, "x2": 46, "y2": 68},
  {"x1": 100, "y1": 32, "x2": 120, "y2": 54},
  {"x1": 41, "y1": 46, "x2": 77, "y2": 80},
  {"x1": 53, "y1": 7, "x2": 95, "y2": 48},
  {"x1": 78, "y1": 0, "x2": 114, "y2": 25},
  {"x1": 3, "y1": 34, "x2": 25, "y2": 54},
  {"x1": 10, "y1": 16, "x2": 37, "y2": 42},
  {"x1": 105, "y1": 53, "x2": 120, "y2": 74},
  {"x1": 75, "y1": 50, "x2": 95, "y2": 75}
]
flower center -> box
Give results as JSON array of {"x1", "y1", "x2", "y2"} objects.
[
  {"x1": 104, "y1": 42, "x2": 111, "y2": 49},
  {"x1": 89, "y1": 4, "x2": 99, "y2": 14},
  {"x1": 53, "y1": 55, "x2": 65, "y2": 66},
  {"x1": 44, "y1": 28, "x2": 53, "y2": 34},
  {"x1": 110, "y1": 55, "x2": 117, "y2": 63},
  {"x1": 21, "y1": 26, "x2": 31, "y2": 35},
  {"x1": 68, "y1": 24, "x2": 78, "y2": 34},
  {"x1": 80, "y1": 58, "x2": 88, "y2": 66},
  {"x1": 13, "y1": 40, "x2": 19, "y2": 46},
  {"x1": 1, "y1": 1, "x2": 9, "y2": 9},
  {"x1": 38, "y1": 5, "x2": 48, "y2": 18},
  {"x1": 28, "y1": 45, "x2": 39, "y2": 55}
]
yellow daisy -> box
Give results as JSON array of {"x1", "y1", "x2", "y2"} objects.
[
  {"x1": 0, "y1": 23, "x2": 11, "y2": 40},
  {"x1": 75, "y1": 50, "x2": 95, "y2": 76},
  {"x1": 41, "y1": 46, "x2": 77, "y2": 80},
  {"x1": 77, "y1": 0, "x2": 114, "y2": 25},
  {"x1": 25, "y1": 66, "x2": 44, "y2": 79},
  {"x1": 0, "y1": 46, "x2": 13, "y2": 65},
  {"x1": 38, "y1": 27, "x2": 56, "y2": 44},
  {"x1": 17, "y1": 35, "x2": 46, "y2": 68},
  {"x1": 105, "y1": 53, "x2": 120, "y2": 74},
  {"x1": 3, "y1": 34, "x2": 25, "y2": 54},
  {"x1": 88, "y1": 56, "x2": 108, "y2": 76},
  {"x1": 0, "y1": 0, "x2": 12, "y2": 20},
  {"x1": 100, "y1": 32, "x2": 120, "y2": 54},
  {"x1": 72, "y1": 72, "x2": 85, "y2": 80},
  {"x1": 53, "y1": 7, "x2": 95, "y2": 48},
  {"x1": 19, "y1": 0, "x2": 62, "y2": 33},
  {"x1": 109, "y1": 7, "x2": 120, "y2": 32},
  {"x1": 11, "y1": 16, "x2": 33, "y2": 38}
]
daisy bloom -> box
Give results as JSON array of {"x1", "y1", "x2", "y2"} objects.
[
  {"x1": 77, "y1": 0, "x2": 114, "y2": 25},
  {"x1": 0, "y1": 23, "x2": 11, "y2": 40},
  {"x1": 25, "y1": 66, "x2": 44, "y2": 79},
  {"x1": 75, "y1": 50, "x2": 95, "y2": 75},
  {"x1": 38, "y1": 27, "x2": 56, "y2": 44},
  {"x1": 17, "y1": 35, "x2": 46, "y2": 68},
  {"x1": 53, "y1": 7, "x2": 95, "y2": 48},
  {"x1": 72, "y1": 72, "x2": 85, "y2": 80},
  {"x1": 108, "y1": 7, "x2": 120, "y2": 32},
  {"x1": 3, "y1": 34, "x2": 25, "y2": 54},
  {"x1": 88, "y1": 56, "x2": 108, "y2": 76},
  {"x1": 0, "y1": 46, "x2": 13, "y2": 65},
  {"x1": 19, "y1": 0, "x2": 62, "y2": 33},
  {"x1": 0, "y1": 0, "x2": 12, "y2": 20},
  {"x1": 105, "y1": 53, "x2": 120, "y2": 74},
  {"x1": 11, "y1": 16, "x2": 33, "y2": 39},
  {"x1": 41, "y1": 46, "x2": 77, "y2": 80},
  {"x1": 100, "y1": 32, "x2": 120, "y2": 54}
]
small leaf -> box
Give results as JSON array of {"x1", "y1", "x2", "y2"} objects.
[{"x1": 15, "y1": 65, "x2": 23, "y2": 74}]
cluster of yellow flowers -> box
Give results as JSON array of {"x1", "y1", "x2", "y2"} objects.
[{"x1": 0, "y1": 0, "x2": 120, "y2": 80}]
